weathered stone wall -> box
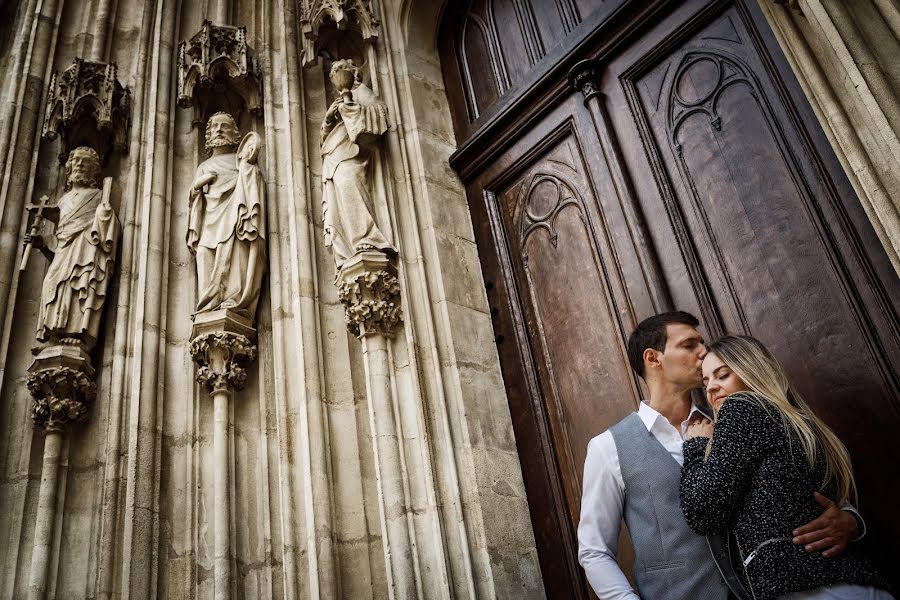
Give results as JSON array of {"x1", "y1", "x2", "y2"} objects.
[
  {"x1": 0, "y1": 0, "x2": 543, "y2": 598},
  {"x1": 758, "y1": 0, "x2": 900, "y2": 272}
]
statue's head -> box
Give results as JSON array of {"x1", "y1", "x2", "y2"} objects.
[
  {"x1": 205, "y1": 112, "x2": 240, "y2": 154},
  {"x1": 65, "y1": 146, "x2": 101, "y2": 189},
  {"x1": 329, "y1": 59, "x2": 360, "y2": 92}
]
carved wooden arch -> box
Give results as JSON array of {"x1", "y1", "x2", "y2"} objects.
[{"x1": 516, "y1": 169, "x2": 583, "y2": 253}]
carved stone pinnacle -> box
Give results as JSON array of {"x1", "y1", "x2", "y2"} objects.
[
  {"x1": 177, "y1": 20, "x2": 262, "y2": 125},
  {"x1": 336, "y1": 251, "x2": 402, "y2": 338},
  {"x1": 299, "y1": 0, "x2": 380, "y2": 66}
]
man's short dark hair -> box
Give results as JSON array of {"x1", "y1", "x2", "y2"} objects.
[{"x1": 627, "y1": 311, "x2": 699, "y2": 379}]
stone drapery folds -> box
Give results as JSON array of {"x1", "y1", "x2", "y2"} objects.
[
  {"x1": 33, "y1": 146, "x2": 120, "y2": 352},
  {"x1": 188, "y1": 111, "x2": 267, "y2": 319},
  {"x1": 321, "y1": 59, "x2": 395, "y2": 271}
]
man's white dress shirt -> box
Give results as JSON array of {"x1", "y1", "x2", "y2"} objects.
[{"x1": 577, "y1": 402, "x2": 703, "y2": 599}]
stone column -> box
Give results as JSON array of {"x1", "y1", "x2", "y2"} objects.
[
  {"x1": 336, "y1": 251, "x2": 414, "y2": 598},
  {"x1": 25, "y1": 347, "x2": 96, "y2": 600},
  {"x1": 189, "y1": 310, "x2": 257, "y2": 600},
  {"x1": 758, "y1": 0, "x2": 900, "y2": 272}
]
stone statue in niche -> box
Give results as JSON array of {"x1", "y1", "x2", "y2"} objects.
[
  {"x1": 188, "y1": 111, "x2": 267, "y2": 319},
  {"x1": 321, "y1": 58, "x2": 394, "y2": 270},
  {"x1": 25, "y1": 146, "x2": 119, "y2": 351}
]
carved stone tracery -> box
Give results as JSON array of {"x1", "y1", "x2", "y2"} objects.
[
  {"x1": 177, "y1": 21, "x2": 262, "y2": 125},
  {"x1": 42, "y1": 58, "x2": 130, "y2": 162}
]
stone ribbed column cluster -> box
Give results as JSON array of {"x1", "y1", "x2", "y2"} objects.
[
  {"x1": 189, "y1": 312, "x2": 257, "y2": 600},
  {"x1": 178, "y1": 17, "x2": 267, "y2": 599},
  {"x1": 20, "y1": 38, "x2": 128, "y2": 598}
]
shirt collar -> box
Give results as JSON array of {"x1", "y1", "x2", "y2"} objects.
[
  {"x1": 637, "y1": 401, "x2": 666, "y2": 431},
  {"x1": 638, "y1": 401, "x2": 708, "y2": 432}
]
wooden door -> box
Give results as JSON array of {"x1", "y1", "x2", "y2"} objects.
[{"x1": 441, "y1": 1, "x2": 900, "y2": 597}]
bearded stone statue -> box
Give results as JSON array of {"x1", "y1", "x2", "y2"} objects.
[
  {"x1": 321, "y1": 59, "x2": 395, "y2": 270},
  {"x1": 27, "y1": 146, "x2": 119, "y2": 351},
  {"x1": 187, "y1": 112, "x2": 266, "y2": 319}
]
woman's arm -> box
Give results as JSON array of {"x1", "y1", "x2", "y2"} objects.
[{"x1": 680, "y1": 393, "x2": 779, "y2": 535}]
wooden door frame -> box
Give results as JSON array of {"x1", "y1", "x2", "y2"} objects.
[{"x1": 443, "y1": 0, "x2": 899, "y2": 596}]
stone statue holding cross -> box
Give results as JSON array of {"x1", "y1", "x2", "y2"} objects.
[{"x1": 24, "y1": 146, "x2": 119, "y2": 352}]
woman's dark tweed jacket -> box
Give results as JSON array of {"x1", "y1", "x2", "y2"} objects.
[{"x1": 680, "y1": 392, "x2": 889, "y2": 600}]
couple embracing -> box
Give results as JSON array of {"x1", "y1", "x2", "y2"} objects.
[{"x1": 578, "y1": 311, "x2": 893, "y2": 600}]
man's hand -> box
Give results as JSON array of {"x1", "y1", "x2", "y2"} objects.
[
  {"x1": 685, "y1": 417, "x2": 713, "y2": 440},
  {"x1": 792, "y1": 492, "x2": 858, "y2": 558}
]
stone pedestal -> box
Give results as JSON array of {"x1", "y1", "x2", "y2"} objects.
[
  {"x1": 189, "y1": 308, "x2": 257, "y2": 600},
  {"x1": 336, "y1": 250, "x2": 402, "y2": 338},
  {"x1": 26, "y1": 345, "x2": 97, "y2": 600},
  {"x1": 336, "y1": 250, "x2": 415, "y2": 596}
]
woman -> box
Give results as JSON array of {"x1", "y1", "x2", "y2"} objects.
[{"x1": 680, "y1": 335, "x2": 892, "y2": 600}]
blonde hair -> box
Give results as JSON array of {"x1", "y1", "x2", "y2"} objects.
[{"x1": 706, "y1": 335, "x2": 856, "y2": 506}]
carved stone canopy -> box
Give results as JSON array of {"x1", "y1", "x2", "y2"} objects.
[
  {"x1": 336, "y1": 250, "x2": 402, "y2": 338},
  {"x1": 42, "y1": 58, "x2": 130, "y2": 163},
  {"x1": 299, "y1": 0, "x2": 380, "y2": 66},
  {"x1": 177, "y1": 21, "x2": 262, "y2": 126}
]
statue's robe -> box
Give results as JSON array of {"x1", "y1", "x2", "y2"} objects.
[
  {"x1": 187, "y1": 150, "x2": 266, "y2": 317},
  {"x1": 38, "y1": 186, "x2": 119, "y2": 349},
  {"x1": 321, "y1": 84, "x2": 394, "y2": 270}
]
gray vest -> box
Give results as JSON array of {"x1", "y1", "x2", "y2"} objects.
[{"x1": 611, "y1": 413, "x2": 746, "y2": 600}]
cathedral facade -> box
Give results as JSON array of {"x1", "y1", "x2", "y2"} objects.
[{"x1": 0, "y1": 0, "x2": 897, "y2": 599}]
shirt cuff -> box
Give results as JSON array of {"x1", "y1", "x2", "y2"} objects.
[{"x1": 841, "y1": 505, "x2": 866, "y2": 541}]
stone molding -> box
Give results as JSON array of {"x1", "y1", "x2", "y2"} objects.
[
  {"x1": 299, "y1": 0, "x2": 380, "y2": 65},
  {"x1": 336, "y1": 251, "x2": 402, "y2": 337},
  {"x1": 177, "y1": 20, "x2": 262, "y2": 124},
  {"x1": 42, "y1": 58, "x2": 130, "y2": 162},
  {"x1": 758, "y1": 0, "x2": 900, "y2": 272}
]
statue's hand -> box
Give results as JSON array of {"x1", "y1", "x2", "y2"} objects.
[
  {"x1": 192, "y1": 172, "x2": 216, "y2": 192},
  {"x1": 24, "y1": 233, "x2": 44, "y2": 249},
  {"x1": 325, "y1": 98, "x2": 343, "y2": 123}
]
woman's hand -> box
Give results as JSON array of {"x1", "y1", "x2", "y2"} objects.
[{"x1": 685, "y1": 417, "x2": 713, "y2": 440}]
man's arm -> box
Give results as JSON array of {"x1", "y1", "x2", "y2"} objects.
[
  {"x1": 578, "y1": 434, "x2": 640, "y2": 600},
  {"x1": 791, "y1": 492, "x2": 862, "y2": 558}
]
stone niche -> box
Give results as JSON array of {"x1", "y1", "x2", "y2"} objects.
[
  {"x1": 177, "y1": 20, "x2": 262, "y2": 126},
  {"x1": 42, "y1": 58, "x2": 130, "y2": 163}
]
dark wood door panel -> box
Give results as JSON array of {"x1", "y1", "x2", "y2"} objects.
[
  {"x1": 442, "y1": 0, "x2": 900, "y2": 596},
  {"x1": 607, "y1": 0, "x2": 900, "y2": 567},
  {"x1": 473, "y1": 96, "x2": 654, "y2": 599},
  {"x1": 492, "y1": 125, "x2": 640, "y2": 525}
]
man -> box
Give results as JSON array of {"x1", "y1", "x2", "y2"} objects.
[
  {"x1": 27, "y1": 146, "x2": 119, "y2": 351},
  {"x1": 578, "y1": 311, "x2": 861, "y2": 599},
  {"x1": 188, "y1": 111, "x2": 266, "y2": 318}
]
